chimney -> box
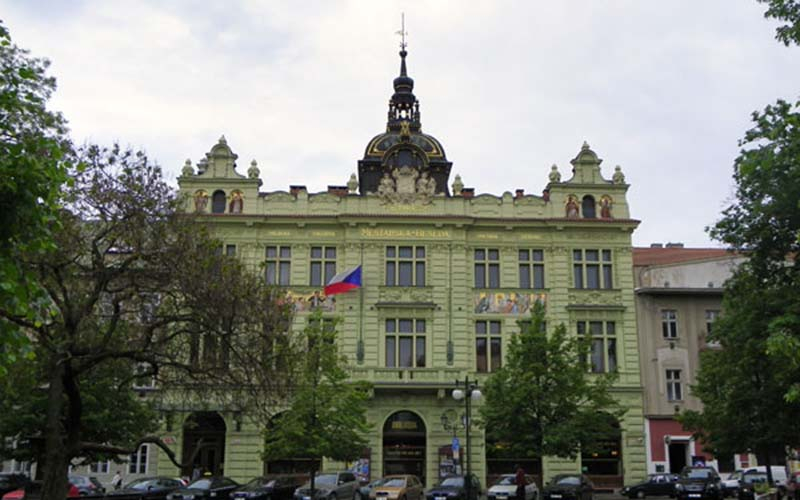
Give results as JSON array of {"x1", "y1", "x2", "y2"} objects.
[
  {"x1": 327, "y1": 185, "x2": 349, "y2": 197},
  {"x1": 289, "y1": 185, "x2": 306, "y2": 197},
  {"x1": 650, "y1": 243, "x2": 664, "y2": 248},
  {"x1": 461, "y1": 188, "x2": 475, "y2": 199},
  {"x1": 515, "y1": 189, "x2": 525, "y2": 199},
  {"x1": 665, "y1": 242, "x2": 684, "y2": 248}
]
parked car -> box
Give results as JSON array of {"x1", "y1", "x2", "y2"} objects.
[
  {"x1": 294, "y1": 472, "x2": 360, "y2": 500},
  {"x1": 786, "y1": 471, "x2": 800, "y2": 500},
  {"x1": 740, "y1": 467, "x2": 787, "y2": 489},
  {"x1": 359, "y1": 479, "x2": 388, "y2": 500},
  {"x1": 231, "y1": 476, "x2": 303, "y2": 500},
  {"x1": 487, "y1": 474, "x2": 538, "y2": 500},
  {"x1": 0, "y1": 475, "x2": 29, "y2": 498},
  {"x1": 69, "y1": 475, "x2": 106, "y2": 496},
  {"x1": 166, "y1": 477, "x2": 240, "y2": 500},
  {"x1": 2, "y1": 481, "x2": 80, "y2": 500},
  {"x1": 736, "y1": 472, "x2": 767, "y2": 500},
  {"x1": 425, "y1": 474, "x2": 482, "y2": 500},
  {"x1": 721, "y1": 471, "x2": 743, "y2": 498},
  {"x1": 621, "y1": 473, "x2": 679, "y2": 499},
  {"x1": 541, "y1": 474, "x2": 594, "y2": 500},
  {"x1": 107, "y1": 477, "x2": 184, "y2": 500},
  {"x1": 674, "y1": 466, "x2": 722, "y2": 500},
  {"x1": 370, "y1": 475, "x2": 423, "y2": 500}
]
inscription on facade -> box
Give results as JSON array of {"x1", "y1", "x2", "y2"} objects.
[{"x1": 360, "y1": 228, "x2": 450, "y2": 239}]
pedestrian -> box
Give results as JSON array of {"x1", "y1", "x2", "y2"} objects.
[
  {"x1": 515, "y1": 464, "x2": 526, "y2": 500},
  {"x1": 111, "y1": 471, "x2": 123, "y2": 491}
]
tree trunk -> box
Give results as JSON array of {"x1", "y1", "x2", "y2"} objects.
[
  {"x1": 309, "y1": 468, "x2": 316, "y2": 499},
  {"x1": 41, "y1": 353, "x2": 69, "y2": 500}
]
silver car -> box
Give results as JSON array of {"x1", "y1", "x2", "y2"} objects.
[{"x1": 295, "y1": 472, "x2": 360, "y2": 500}]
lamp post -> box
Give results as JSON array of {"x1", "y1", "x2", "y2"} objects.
[
  {"x1": 440, "y1": 409, "x2": 465, "y2": 475},
  {"x1": 452, "y1": 376, "x2": 481, "y2": 500}
]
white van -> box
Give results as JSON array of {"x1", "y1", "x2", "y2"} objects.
[{"x1": 742, "y1": 466, "x2": 787, "y2": 486}]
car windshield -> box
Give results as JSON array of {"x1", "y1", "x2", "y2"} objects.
[
  {"x1": 382, "y1": 479, "x2": 406, "y2": 488},
  {"x1": 682, "y1": 469, "x2": 714, "y2": 480},
  {"x1": 495, "y1": 476, "x2": 516, "y2": 486},
  {"x1": 742, "y1": 475, "x2": 767, "y2": 485},
  {"x1": 370, "y1": 479, "x2": 388, "y2": 488},
  {"x1": 127, "y1": 479, "x2": 158, "y2": 490},
  {"x1": 69, "y1": 477, "x2": 89, "y2": 486},
  {"x1": 440, "y1": 477, "x2": 464, "y2": 487},
  {"x1": 188, "y1": 479, "x2": 212, "y2": 490},
  {"x1": 244, "y1": 478, "x2": 275, "y2": 490},
  {"x1": 315, "y1": 475, "x2": 337, "y2": 486},
  {"x1": 551, "y1": 476, "x2": 580, "y2": 486}
]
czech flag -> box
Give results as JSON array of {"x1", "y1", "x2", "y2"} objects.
[{"x1": 324, "y1": 265, "x2": 363, "y2": 296}]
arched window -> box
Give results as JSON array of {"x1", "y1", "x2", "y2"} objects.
[
  {"x1": 211, "y1": 190, "x2": 226, "y2": 214},
  {"x1": 582, "y1": 195, "x2": 596, "y2": 218}
]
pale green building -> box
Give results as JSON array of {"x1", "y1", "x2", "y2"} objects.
[{"x1": 169, "y1": 48, "x2": 645, "y2": 490}]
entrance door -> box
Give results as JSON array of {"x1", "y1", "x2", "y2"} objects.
[
  {"x1": 182, "y1": 412, "x2": 227, "y2": 477},
  {"x1": 669, "y1": 443, "x2": 688, "y2": 474},
  {"x1": 383, "y1": 411, "x2": 426, "y2": 484}
]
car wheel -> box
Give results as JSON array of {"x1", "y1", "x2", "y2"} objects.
[{"x1": 637, "y1": 491, "x2": 646, "y2": 499}]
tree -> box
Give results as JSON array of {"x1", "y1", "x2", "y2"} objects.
[
  {"x1": 262, "y1": 310, "x2": 371, "y2": 494},
  {"x1": 0, "y1": 144, "x2": 292, "y2": 500},
  {"x1": 0, "y1": 21, "x2": 71, "y2": 375},
  {"x1": 479, "y1": 302, "x2": 624, "y2": 462},
  {"x1": 758, "y1": 0, "x2": 800, "y2": 46}
]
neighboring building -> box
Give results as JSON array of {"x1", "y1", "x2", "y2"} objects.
[
  {"x1": 168, "y1": 47, "x2": 646, "y2": 488},
  {"x1": 633, "y1": 245, "x2": 752, "y2": 475}
]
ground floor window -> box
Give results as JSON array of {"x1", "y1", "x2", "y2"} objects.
[{"x1": 128, "y1": 444, "x2": 148, "y2": 474}]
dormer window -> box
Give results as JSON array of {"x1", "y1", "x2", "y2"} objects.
[
  {"x1": 211, "y1": 190, "x2": 226, "y2": 214},
  {"x1": 582, "y1": 195, "x2": 596, "y2": 218}
]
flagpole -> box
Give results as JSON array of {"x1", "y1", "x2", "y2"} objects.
[{"x1": 357, "y1": 243, "x2": 365, "y2": 363}]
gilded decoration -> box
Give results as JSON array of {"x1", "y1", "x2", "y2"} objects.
[
  {"x1": 193, "y1": 190, "x2": 209, "y2": 212},
  {"x1": 377, "y1": 166, "x2": 436, "y2": 205},
  {"x1": 473, "y1": 292, "x2": 547, "y2": 315}
]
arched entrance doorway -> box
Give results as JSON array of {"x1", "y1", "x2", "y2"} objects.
[
  {"x1": 581, "y1": 414, "x2": 622, "y2": 490},
  {"x1": 383, "y1": 411, "x2": 426, "y2": 483},
  {"x1": 182, "y1": 412, "x2": 226, "y2": 477}
]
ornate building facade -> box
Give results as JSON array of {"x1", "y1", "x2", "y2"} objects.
[{"x1": 169, "y1": 48, "x2": 646, "y2": 489}]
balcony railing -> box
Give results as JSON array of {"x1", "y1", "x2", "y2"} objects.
[{"x1": 349, "y1": 366, "x2": 465, "y2": 385}]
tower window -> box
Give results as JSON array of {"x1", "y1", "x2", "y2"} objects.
[
  {"x1": 211, "y1": 190, "x2": 226, "y2": 214},
  {"x1": 582, "y1": 195, "x2": 596, "y2": 218}
]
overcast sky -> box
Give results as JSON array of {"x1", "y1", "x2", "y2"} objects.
[{"x1": 3, "y1": 1, "x2": 798, "y2": 247}]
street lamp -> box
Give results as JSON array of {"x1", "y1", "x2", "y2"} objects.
[
  {"x1": 440, "y1": 409, "x2": 465, "y2": 475},
  {"x1": 452, "y1": 376, "x2": 481, "y2": 500}
]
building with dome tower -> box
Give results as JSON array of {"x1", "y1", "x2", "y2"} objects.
[{"x1": 172, "y1": 45, "x2": 645, "y2": 489}]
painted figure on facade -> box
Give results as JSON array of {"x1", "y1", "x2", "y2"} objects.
[
  {"x1": 229, "y1": 191, "x2": 243, "y2": 214},
  {"x1": 600, "y1": 195, "x2": 613, "y2": 218},
  {"x1": 194, "y1": 190, "x2": 209, "y2": 212},
  {"x1": 566, "y1": 195, "x2": 579, "y2": 218}
]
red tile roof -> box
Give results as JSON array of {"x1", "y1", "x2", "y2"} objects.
[{"x1": 633, "y1": 247, "x2": 737, "y2": 266}]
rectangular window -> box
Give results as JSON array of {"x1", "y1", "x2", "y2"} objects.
[
  {"x1": 475, "y1": 248, "x2": 500, "y2": 288},
  {"x1": 573, "y1": 249, "x2": 613, "y2": 289},
  {"x1": 385, "y1": 319, "x2": 426, "y2": 368},
  {"x1": 705, "y1": 310, "x2": 720, "y2": 335},
  {"x1": 662, "y1": 310, "x2": 678, "y2": 339},
  {"x1": 385, "y1": 246, "x2": 426, "y2": 286},
  {"x1": 577, "y1": 320, "x2": 617, "y2": 373},
  {"x1": 132, "y1": 362, "x2": 156, "y2": 389},
  {"x1": 666, "y1": 369, "x2": 682, "y2": 401},
  {"x1": 476, "y1": 320, "x2": 502, "y2": 373},
  {"x1": 265, "y1": 246, "x2": 291, "y2": 286},
  {"x1": 89, "y1": 461, "x2": 110, "y2": 474},
  {"x1": 519, "y1": 249, "x2": 545, "y2": 289},
  {"x1": 225, "y1": 244, "x2": 236, "y2": 257},
  {"x1": 128, "y1": 444, "x2": 148, "y2": 474},
  {"x1": 310, "y1": 246, "x2": 337, "y2": 286}
]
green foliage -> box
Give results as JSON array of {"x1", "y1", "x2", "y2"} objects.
[
  {"x1": 262, "y1": 310, "x2": 372, "y2": 470},
  {"x1": 480, "y1": 302, "x2": 624, "y2": 460},
  {"x1": 0, "y1": 21, "x2": 71, "y2": 376},
  {"x1": 758, "y1": 0, "x2": 800, "y2": 46}
]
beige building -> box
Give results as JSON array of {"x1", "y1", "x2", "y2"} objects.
[{"x1": 633, "y1": 244, "x2": 750, "y2": 475}]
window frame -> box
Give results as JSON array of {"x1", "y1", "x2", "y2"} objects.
[
  {"x1": 576, "y1": 320, "x2": 617, "y2": 373},
  {"x1": 474, "y1": 248, "x2": 501, "y2": 289},
  {"x1": 310, "y1": 246, "x2": 337, "y2": 287},
  {"x1": 518, "y1": 249, "x2": 545, "y2": 289},
  {"x1": 265, "y1": 246, "x2": 292, "y2": 286},
  {"x1": 384, "y1": 318, "x2": 427, "y2": 368},
  {"x1": 666, "y1": 369, "x2": 682, "y2": 401},
  {"x1": 661, "y1": 310, "x2": 679, "y2": 339},
  {"x1": 128, "y1": 444, "x2": 149, "y2": 474},
  {"x1": 385, "y1": 246, "x2": 426, "y2": 287},
  {"x1": 475, "y1": 320, "x2": 502, "y2": 373},
  {"x1": 572, "y1": 249, "x2": 613, "y2": 289}
]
